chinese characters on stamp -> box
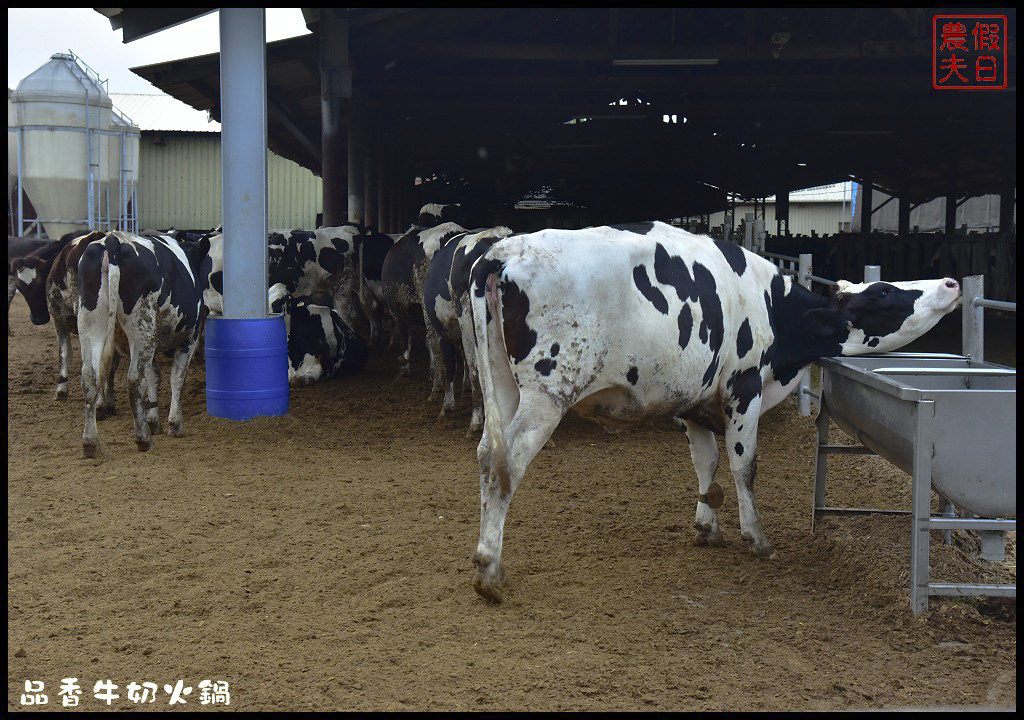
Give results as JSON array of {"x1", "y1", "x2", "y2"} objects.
[{"x1": 933, "y1": 15, "x2": 1007, "y2": 90}]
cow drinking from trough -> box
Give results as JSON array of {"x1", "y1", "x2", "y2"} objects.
[
  {"x1": 468, "y1": 221, "x2": 962, "y2": 601},
  {"x1": 77, "y1": 231, "x2": 210, "y2": 457}
]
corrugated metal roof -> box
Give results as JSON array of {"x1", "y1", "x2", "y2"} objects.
[
  {"x1": 766, "y1": 182, "x2": 853, "y2": 203},
  {"x1": 110, "y1": 92, "x2": 221, "y2": 133}
]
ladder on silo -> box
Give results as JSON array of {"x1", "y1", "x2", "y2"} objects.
[{"x1": 63, "y1": 51, "x2": 110, "y2": 231}]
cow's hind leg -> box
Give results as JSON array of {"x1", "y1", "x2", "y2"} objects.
[
  {"x1": 438, "y1": 337, "x2": 459, "y2": 418},
  {"x1": 79, "y1": 332, "x2": 103, "y2": 458},
  {"x1": 167, "y1": 338, "x2": 200, "y2": 437},
  {"x1": 127, "y1": 346, "x2": 156, "y2": 451},
  {"x1": 424, "y1": 309, "x2": 445, "y2": 401},
  {"x1": 473, "y1": 393, "x2": 564, "y2": 602},
  {"x1": 725, "y1": 393, "x2": 774, "y2": 558},
  {"x1": 145, "y1": 358, "x2": 161, "y2": 434},
  {"x1": 683, "y1": 420, "x2": 726, "y2": 547},
  {"x1": 54, "y1": 322, "x2": 73, "y2": 400},
  {"x1": 97, "y1": 352, "x2": 119, "y2": 420},
  {"x1": 459, "y1": 314, "x2": 484, "y2": 437}
]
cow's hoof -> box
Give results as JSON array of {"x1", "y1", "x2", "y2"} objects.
[
  {"x1": 55, "y1": 389, "x2": 68, "y2": 401},
  {"x1": 472, "y1": 553, "x2": 506, "y2": 603},
  {"x1": 168, "y1": 422, "x2": 184, "y2": 437},
  {"x1": 97, "y1": 406, "x2": 116, "y2": 421},
  {"x1": 83, "y1": 442, "x2": 99, "y2": 458},
  {"x1": 137, "y1": 438, "x2": 153, "y2": 452},
  {"x1": 693, "y1": 524, "x2": 726, "y2": 547},
  {"x1": 741, "y1": 533, "x2": 775, "y2": 558}
]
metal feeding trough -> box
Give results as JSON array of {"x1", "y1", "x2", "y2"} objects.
[{"x1": 812, "y1": 352, "x2": 1016, "y2": 614}]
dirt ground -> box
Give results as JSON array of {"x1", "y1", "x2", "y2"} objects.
[{"x1": 7, "y1": 299, "x2": 1016, "y2": 711}]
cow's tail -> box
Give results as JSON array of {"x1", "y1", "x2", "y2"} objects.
[
  {"x1": 471, "y1": 269, "x2": 519, "y2": 490},
  {"x1": 96, "y1": 234, "x2": 122, "y2": 388}
]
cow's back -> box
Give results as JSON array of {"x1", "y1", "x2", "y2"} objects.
[{"x1": 475, "y1": 222, "x2": 782, "y2": 418}]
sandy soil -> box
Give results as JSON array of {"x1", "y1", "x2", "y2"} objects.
[{"x1": 7, "y1": 299, "x2": 1016, "y2": 711}]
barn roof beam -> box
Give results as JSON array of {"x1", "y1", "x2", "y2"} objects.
[{"x1": 353, "y1": 39, "x2": 934, "y2": 63}]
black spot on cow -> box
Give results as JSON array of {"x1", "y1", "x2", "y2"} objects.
[
  {"x1": 380, "y1": 229, "x2": 428, "y2": 291},
  {"x1": 612, "y1": 221, "x2": 657, "y2": 235},
  {"x1": 714, "y1": 239, "x2": 747, "y2": 276},
  {"x1": 735, "y1": 442, "x2": 744, "y2": 456},
  {"x1": 211, "y1": 271, "x2": 223, "y2": 295},
  {"x1": 77, "y1": 242, "x2": 106, "y2": 312},
  {"x1": 632, "y1": 264, "x2": 668, "y2": 314},
  {"x1": 500, "y1": 279, "x2": 537, "y2": 364},
  {"x1": 316, "y1": 245, "x2": 344, "y2": 273},
  {"x1": 866, "y1": 336, "x2": 880, "y2": 347},
  {"x1": 692, "y1": 263, "x2": 724, "y2": 387},
  {"x1": 653, "y1": 244, "x2": 697, "y2": 303},
  {"x1": 535, "y1": 358, "x2": 557, "y2": 375},
  {"x1": 768, "y1": 279, "x2": 848, "y2": 384},
  {"x1": 355, "y1": 231, "x2": 394, "y2": 282},
  {"x1": 728, "y1": 367, "x2": 762, "y2": 416},
  {"x1": 471, "y1": 258, "x2": 504, "y2": 298},
  {"x1": 550, "y1": 343, "x2": 559, "y2": 357},
  {"x1": 736, "y1": 319, "x2": 753, "y2": 359},
  {"x1": 452, "y1": 236, "x2": 501, "y2": 300},
  {"x1": 677, "y1": 304, "x2": 693, "y2": 350},
  {"x1": 835, "y1": 282, "x2": 923, "y2": 340},
  {"x1": 626, "y1": 366, "x2": 639, "y2": 385}
]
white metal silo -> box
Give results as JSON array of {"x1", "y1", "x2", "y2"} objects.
[
  {"x1": 8, "y1": 89, "x2": 17, "y2": 223},
  {"x1": 11, "y1": 52, "x2": 139, "y2": 238}
]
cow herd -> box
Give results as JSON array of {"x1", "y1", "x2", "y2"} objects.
[{"x1": 8, "y1": 209, "x2": 963, "y2": 601}]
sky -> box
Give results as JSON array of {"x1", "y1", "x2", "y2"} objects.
[{"x1": 8, "y1": 8, "x2": 311, "y2": 95}]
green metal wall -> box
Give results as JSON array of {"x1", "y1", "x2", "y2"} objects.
[{"x1": 137, "y1": 132, "x2": 322, "y2": 231}]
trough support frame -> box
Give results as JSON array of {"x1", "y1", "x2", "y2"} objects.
[{"x1": 813, "y1": 369, "x2": 1016, "y2": 614}]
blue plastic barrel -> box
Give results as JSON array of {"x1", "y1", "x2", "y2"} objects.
[{"x1": 204, "y1": 316, "x2": 289, "y2": 420}]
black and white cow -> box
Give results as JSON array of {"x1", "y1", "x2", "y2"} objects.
[
  {"x1": 10, "y1": 230, "x2": 107, "y2": 403},
  {"x1": 423, "y1": 226, "x2": 514, "y2": 434},
  {"x1": 267, "y1": 226, "x2": 362, "y2": 334},
  {"x1": 467, "y1": 221, "x2": 962, "y2": 601},
  {"x1": 268, "y1": 282, "x2": 369, "y2": 385},
  {"x1": 379, "y1": 217, "x2": 468, "y2": 387},
  {"x1": 353, "y1": 228, "x2": 397, "y2": 347},
  {"x1": 8, "y1": 235, "x2": 57, "y2": 334},
  {"x1": 77, "y1": 231, "x2": 211, "y2": 457}
]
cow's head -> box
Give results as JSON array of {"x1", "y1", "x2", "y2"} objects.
[
  {"x1": 268, "y1": 282, "x2": 294, "y2": 336},
  {"x1": 831, "y1": 277, "x2": 961, "y2": 355},
  {"x1": 177, "y1": 234, "x2": 213, "y2": 279},
  {"x1": 10, "y1": 255, "x2": 51, "y2": 325}
]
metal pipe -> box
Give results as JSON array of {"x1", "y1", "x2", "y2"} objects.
[{"x1": 974, "y1": 298, "x2": 1016, "y2": 312}]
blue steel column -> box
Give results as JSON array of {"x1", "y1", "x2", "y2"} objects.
[
  {"x1": 220, "y1": 7, "x2": 268, "y2": 319},
  {"x1": 205, "y1": 8, "x2": 288, "y2": 421}
]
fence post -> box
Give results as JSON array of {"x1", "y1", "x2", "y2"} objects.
[
  {"x1": 864, "y1": 265, "x2": 881, "y2": 283},
  {"x1": 753, "y1": 216, "x2": 765, "y2": 254},
  {"x1": 962, "y1": 275, "x2": 984, "y2": 362},
  {"x1": 795, "y1": 253, "x2": 814, "y2": 415},
  {"x1": 743, "y1": 212, "x2": 754, "y2": 251}
]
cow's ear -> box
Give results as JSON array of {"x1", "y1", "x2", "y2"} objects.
[
  {"x1": 803, "y1": 308, "x2": 848, "y2": 339},
  {"x1": 197, "y1": 236, "x2": 211, "y2": 260}
]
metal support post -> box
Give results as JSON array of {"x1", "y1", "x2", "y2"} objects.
[
  {"x1": 961, "y1": 275, "x2": 984, "y2": 362},
  {"x1": 909, "y1": 400, "x2": 935, "y2": 614}
]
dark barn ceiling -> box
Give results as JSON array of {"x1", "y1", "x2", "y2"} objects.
[{"x1": 118, "y1": 7, "x2": 1016, "y2": 222}]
